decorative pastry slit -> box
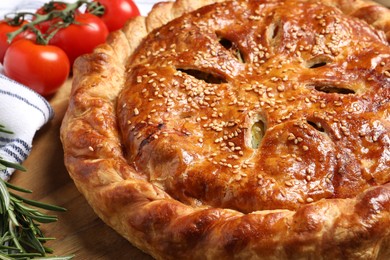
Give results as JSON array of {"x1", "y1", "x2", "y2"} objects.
[
  {"x1": 250, "y1": 120, "x2": 266, "y2": 149},
  {"x1": 306, "y1": 57, "x2": 331, "y2": 68},
  {"x1": 314, "y1": 85, "x2": 355, "y2": 94},
  {"x1": 177, "y1": 68, "x2": 227, "y2": 84},
  {"x1": 269, "y1": 23, "x2": 280, "y2": 40},
  {"x1": 266, "y1": 20, "x2": 282, "y2": 46},
  {"x1": 218, "y1": 37, "x2": 245, "y2": 63},
  {"x1": 309, "y1": 61, "x2": 327, "y2": 68},
  {"x1": 307, "y1": 120, "x2": 325, "y2": 133}
]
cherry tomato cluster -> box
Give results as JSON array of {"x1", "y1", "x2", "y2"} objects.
[{"x1": 0, "y1": 0, "x2": 140, "y2": 97}]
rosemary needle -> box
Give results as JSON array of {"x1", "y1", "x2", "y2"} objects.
[
  {"x1": 0, "y1": 124, "x2": 72, "y2": 259},
  {"x1": 0, "y1": 177, "x2": 72, "y2": 259}
]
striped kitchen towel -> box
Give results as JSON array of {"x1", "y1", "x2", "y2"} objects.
[{"x1": 0, "y1": 73, "x2": 53, "y2": 180}]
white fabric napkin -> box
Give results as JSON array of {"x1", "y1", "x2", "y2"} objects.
[
  {"x1": 135, "y1": 0, "x2": 160, "y2": 16},
  {"x1": 0, "y1": 74, "x2": 53, "y2": 180}
]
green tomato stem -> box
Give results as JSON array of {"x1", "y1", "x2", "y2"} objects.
[{"x1": 6, "y1": 0, "x2": 103, "y2": 45}]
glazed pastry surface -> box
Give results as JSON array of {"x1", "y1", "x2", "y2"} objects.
[{"x1": 61, "y1": 0, "x2": 390, "y2": 259}]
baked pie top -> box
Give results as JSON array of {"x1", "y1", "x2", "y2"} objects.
[{"x1": 61, "y1": 0, "x2": 390, "y2": 259}]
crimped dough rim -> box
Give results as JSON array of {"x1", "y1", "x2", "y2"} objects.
[{"x1": 61, "y1": 0, "x2": 390, "y2": 259}]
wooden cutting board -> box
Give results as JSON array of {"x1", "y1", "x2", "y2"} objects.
[{"x1": 9, "y1": 79, "x2": 153, "y2": 260}]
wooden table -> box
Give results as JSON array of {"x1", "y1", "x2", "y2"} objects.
[{"x1": 10, "y1": 79, "x2": 153, "y2": 260}]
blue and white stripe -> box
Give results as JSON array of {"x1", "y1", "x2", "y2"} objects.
[{"x1": 0, "y1": 74, "x2": 53, "y2": 180}]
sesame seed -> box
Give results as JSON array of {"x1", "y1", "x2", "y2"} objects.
[
  {"x1": 306, "y1": 198, "x2": 314, "y2": 203},
  {"x1": 287, "y1": 133, "x2": 295, "y2": 141}
]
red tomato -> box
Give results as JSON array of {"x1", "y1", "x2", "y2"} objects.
[
  {"x1": 0, "y1": 21, "x2": 27, "y2": 64},
  {"x1": 94, "y1": 0, "x2": 140, "y2": 31},
  {"x1": 49, "y1": 13, "x2": 108, "y2": 65},
  {"x1": 3, "y1": 39, "x2": 70, "y2": 96}
]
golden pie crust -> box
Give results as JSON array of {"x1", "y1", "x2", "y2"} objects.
[{"x1": 61, "y1": 0, "x2": 390, "y2": 259}]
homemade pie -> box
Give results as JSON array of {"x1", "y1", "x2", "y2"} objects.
[{"x1": 60, "y1": 0, "x2": 390, "y2": 259}]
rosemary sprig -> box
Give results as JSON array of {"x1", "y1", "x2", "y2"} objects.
[
  {"x1": 0, "y1": 125, "x2": 25, "y2": 172},
  {"x1": 0, "y1": 160, "x2": 25, "y2": 173},
  {"x1": 0, "y1": 125, "x2": 12, "y2": 135},
  {"x1": 0, "y1": 125, "x2": 72, "y2": 259}
]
